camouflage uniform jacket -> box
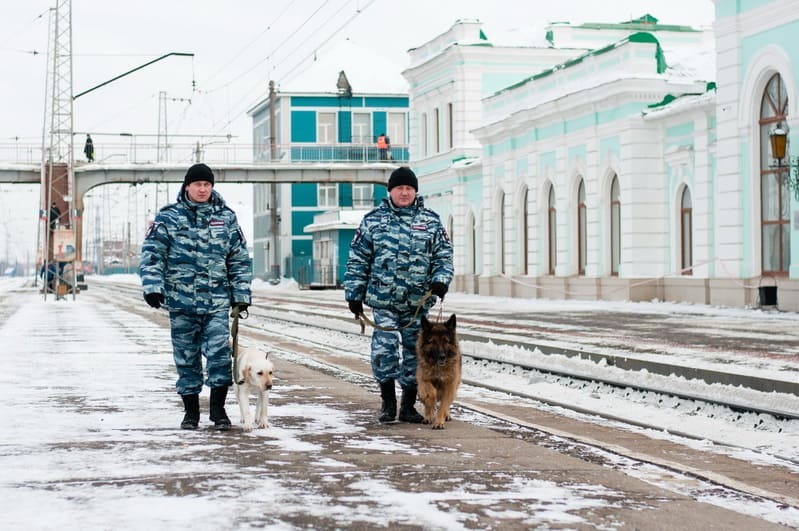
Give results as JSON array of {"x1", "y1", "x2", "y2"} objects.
[
  {"x1": 344, "y1": 196, "x2": 453, "y2": 312},
  {"x1": 139, "y1": 189, "x2": 252, "y2": 314}
]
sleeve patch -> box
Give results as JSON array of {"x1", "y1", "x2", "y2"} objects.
[{"x1": 145, "y1": 222, "x2": 162, "y2": 239}]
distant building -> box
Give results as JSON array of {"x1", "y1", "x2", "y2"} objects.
[
  {"x1": 303, "y1": 208, "x2": 371, "y2": 288},
  {"x1": 247, "y1": 38, "x2": 409, "y2": 283}
]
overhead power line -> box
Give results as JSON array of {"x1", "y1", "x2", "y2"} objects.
[
  {"x1": 203, "y1": 0, "x2": 333, "y2": 96},
  {"x1": 205, "y1": 0, "x2": 376, "y2": 137},
  {"x1": 203, "y1": 0, "x2": 299, "y2": 88}
]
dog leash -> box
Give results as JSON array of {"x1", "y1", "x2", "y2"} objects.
[
  {"x1": 356, "y1": 290, "x2": 434, "y2": 334},
  {"x1": 230, "y1": 305, "x2": 249, "y2": 383}
]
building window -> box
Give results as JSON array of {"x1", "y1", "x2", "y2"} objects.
[
  {"x1": 318, "y1": 183, "x2": 337, "y2": 208},
  {"x1": 681, "y1": 186, "x2": 693, "y2": 275},
  {"x1": 577, "y1": 179, "x2": 586, "y2": 275},
  {"x1": 467, "y1": 211, "x2": 476, "y2": 275},
  {"x1": 352, "y1": 112, "x2": 371, "y2": 144},
  {"x1": 547, "y1": 183, "x2": 557, "y2": 275},
  {"x1": 610, "y1": 175, "x2": 621, "y2": 276},
  {"x1": 388, "y1": 112, "x2": 406, "y2": 144},
  {"x1": 319, "y1": 239, "x2": 330, "y2": 260},
  {"x1": 760, "y1": 73, "x2": 790, "y2": 275},
  {"x1": 447, "y1": 102, "x2": 453, "y2": 150},
  {"x1": 498, "y1": 191, "x2": 506, "y2": 274},
  {"x1": 521, "y1": 187, "x2": 529, "y2": 276},
  {"x1": 420, "y1": 112, "x2": 428, "y2": 157},
  {"x1": 352, "y1": 183, "x2": 373, "y2": 208},
  {"x1": 434, "y1": 107, "x2": 440, "y2": 153},
  {"x1": 317, "y1": 112, "x2": 336, "y2": 144},
  {"x1": 447, "y1": 215, "x2": 454, "y2": 246}
]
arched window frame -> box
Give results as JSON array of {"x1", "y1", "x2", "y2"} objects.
[
  {"x1": 680, "y1": 185, "x2": 693, "y2": 275},
  {"x1": 498, "y1": 190, "x2": 506, "y2": 275},
  {"x1": 610, "y1": 175, "x2": 621, "y2": 277},
  {"x1": 577, "y1": 179, "x2": 587, "y2": 275},
  {"x1": 518, "y1": 186, "x2": 530, "y2": 276},
  {"x1": 547, "y1": 183, "x2": 557, "y2": 276},
  {"x1": 760, "y1": 73, "x2": 790, "y2": 276}
]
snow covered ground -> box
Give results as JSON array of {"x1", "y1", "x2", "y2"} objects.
[
  {"x1": 1, "y1": 275, "x2": 798, "y2": 528},
  {"x1": 84, "y1": 274, "x2": 799, "y2": 461}
]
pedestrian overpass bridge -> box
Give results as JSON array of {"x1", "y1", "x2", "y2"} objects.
[
  {"x1": 0, "y1": 160, "x2": 397, "y2": 198},
  {"x1": 0, "y1": 140, "x2": 406, "y2": 194}
]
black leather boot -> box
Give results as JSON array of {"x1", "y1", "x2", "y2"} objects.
[
  {"x1": 398, "y1": 385, "x2": 424, "y2": 423},
  {"x1": 378, "y1": 379, "x2": 397, "y2": 423},
  {"x1": 209, "y1": 386, "x2": 232, "y2": 431},
  {"x1": 180, "y1": 394, "x2": 200, "y2": 430}
]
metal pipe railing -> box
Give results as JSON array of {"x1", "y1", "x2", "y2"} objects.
[{"x1": 0, "y1": 141, "x2": 410, "y2": 165}]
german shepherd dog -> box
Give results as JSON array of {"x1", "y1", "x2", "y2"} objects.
[{"x1": 416, "y1": 314, "x2": 461, "y2": 429}]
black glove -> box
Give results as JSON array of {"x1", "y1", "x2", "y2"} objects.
[
  {"x1": 144, "y1": 292, "x2": 164, "y2": 309},
  {"x1": 232, "y1": 302, "x2": 249, "y2": 316},
  {"x1": 430, "y1": 282, "x2": 448, "y2": 300},
  {"x1": 348, "y1": 300, "x2": 363, "y2": 317}
]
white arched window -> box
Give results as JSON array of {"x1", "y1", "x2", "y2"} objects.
[
  {"x1": 521, "y1": 188, "x2": 529, "y2": 275},
  {"x1": 761, "y1": 73, "x2": 790, "y2": 275},
  {"x1": 680, "y1": 186, "x2": 693, "y2": 275},
  {"x1": 547, "y1": 183, "x2": 557, "y2": 275},
  {"x1": 610, "y1": 175, "x2": 620, "y2": 276},
  {"x1": 498, "y1": 191, "x2": 506, "y2": 275},
  {"x1": 577, "y1": 179, "x2": 586, "y2": 275}
]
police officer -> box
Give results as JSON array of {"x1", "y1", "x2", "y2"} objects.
[
  {"x1": 344, "y1": 166, "x2": 453, "y2": 423},
  {"x1": 139, "y1": 163, "x2": 252, "y2": 430}
]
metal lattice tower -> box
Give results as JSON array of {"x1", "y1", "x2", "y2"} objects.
[
  {"x1": 45, "y1": 0, "x2": 73, "y2": 165},
  {"x1": 39, "y1": 0, "x2": 76, "y2": 299}
]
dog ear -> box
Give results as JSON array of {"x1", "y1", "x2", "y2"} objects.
[
  {"x1": 446, "y1": 314, "x2": 456, "y2": 331},
  {"x1": 421, "y1": 315, "x2": 431, "y2": 332}
]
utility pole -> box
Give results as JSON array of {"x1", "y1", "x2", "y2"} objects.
[
  {"x1": 268, "y1": 80, "x2": 279, "y2": 280},
  {"x1": 157, "y1": 91, "x2": 168, "y2": 162}
]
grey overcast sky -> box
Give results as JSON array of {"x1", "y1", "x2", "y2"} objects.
[
  {"x1": 0, "y1": 0, "x2": 714, "y2": 264},
  {"x1": 2, "y1": 0, "x2": 714, "y2": 143}
]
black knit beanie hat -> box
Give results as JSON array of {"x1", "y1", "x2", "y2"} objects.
[
  {"x1": 183, "y1": 163, "x2": 215, "y2": 187},
  {"x1": 387, "y1": 166, "x2": 418, "y2": 191}
]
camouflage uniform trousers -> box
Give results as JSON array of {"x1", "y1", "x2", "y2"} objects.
[
  {"x1": 370, "y1": 308, "x2": 428, "y2": 389},
  {"x1": 169, "y1": 310, "x2": 233, "y2": 395}
]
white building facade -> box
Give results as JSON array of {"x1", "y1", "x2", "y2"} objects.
[{"x1": 404, "y1": 3, "x2": 799, "y2": 310}]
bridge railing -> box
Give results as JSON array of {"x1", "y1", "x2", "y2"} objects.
[{"x1": 0, "y1": 141, "x2": 410, "y2": 165}]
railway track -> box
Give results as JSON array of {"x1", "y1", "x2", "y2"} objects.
[{"x1": 91, "y1": 278, "x2": 799, "y2": 443}]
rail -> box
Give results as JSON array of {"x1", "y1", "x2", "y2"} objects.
[{"x1": 0, "y1": 141, "x2": 410, "y2": 165}]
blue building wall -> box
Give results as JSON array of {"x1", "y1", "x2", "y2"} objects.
[{"x1": 252, "y1": 92, "x2": 409, "y2": 284}]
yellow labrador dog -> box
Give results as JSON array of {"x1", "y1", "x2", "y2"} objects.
[{"x1": 234, "y1": 346, "x2": 275, "y2": 431}]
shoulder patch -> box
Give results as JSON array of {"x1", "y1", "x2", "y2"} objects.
[
  {"x1": 145, "y1": 221, "x2": 162, "y2": 239},
  {"x1": 352, "y1": 227, "x2": 363, "y2": 245}
]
